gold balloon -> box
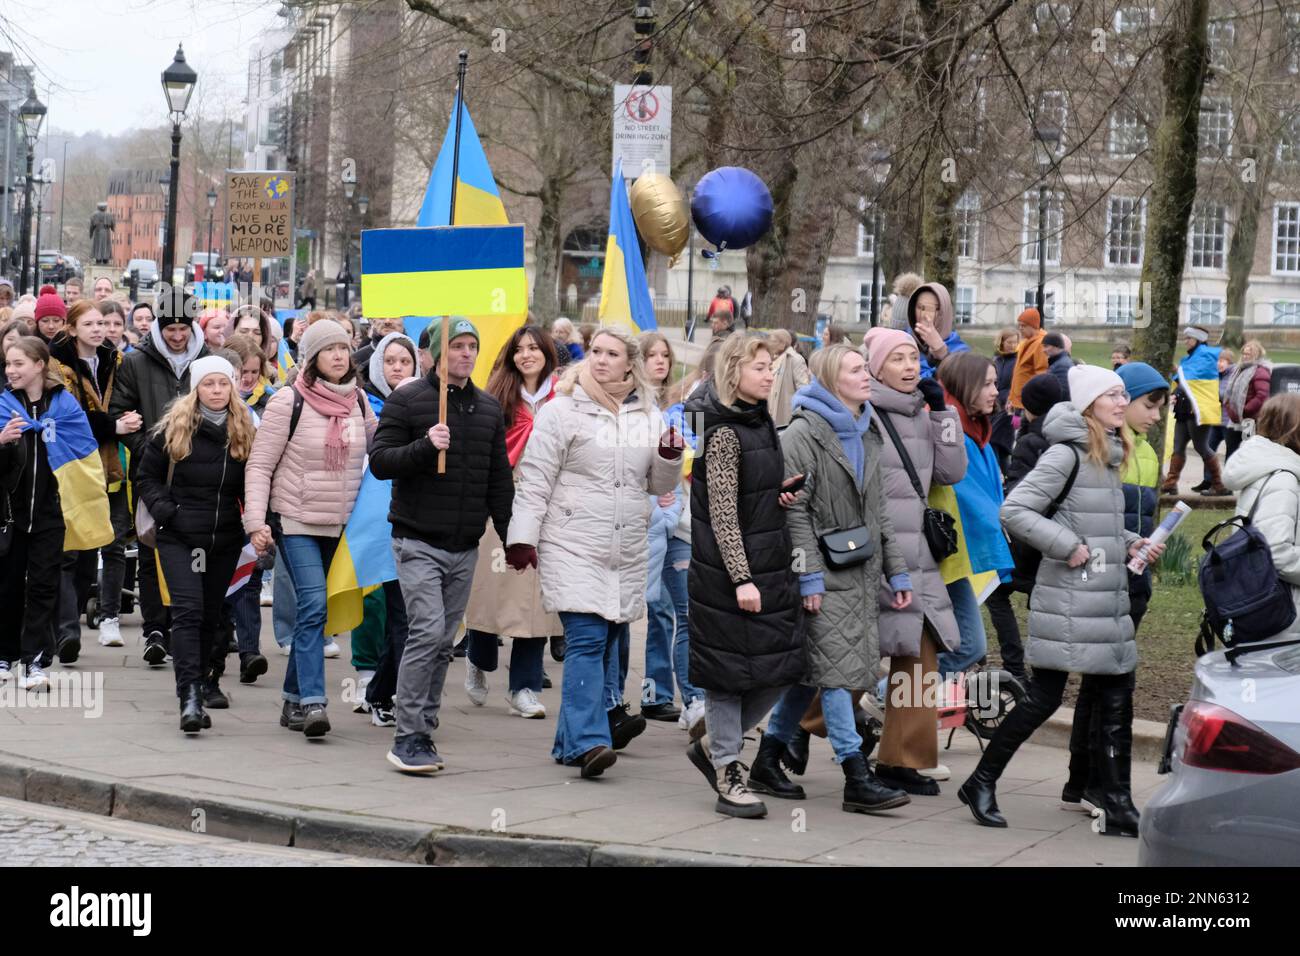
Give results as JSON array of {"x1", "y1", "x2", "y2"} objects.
[{"x1": 630, "y1": 174, "x2": 689, "y2": 266}]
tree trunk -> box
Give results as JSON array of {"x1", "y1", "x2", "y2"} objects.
[
  {"x1": 917, "y1": 0, "x2": 959, "y2": 293},
  {"x1": 1132, "y1": 0, "x2": 1210, "y2": 464},
  {"x1": 531, "y1": 176, "x2": 562, "y2": 324},
  {"x1": 1223, "y1": 141, "x2": 1270, "y2": 349}
]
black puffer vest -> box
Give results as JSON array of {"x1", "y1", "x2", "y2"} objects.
[{"x1": 687, "y1": 388, "x2": 803, "y2": 693}]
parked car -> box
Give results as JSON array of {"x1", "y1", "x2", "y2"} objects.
[
  {"x1": 185, "y1": 251, "x2": 225, "y2": 283},
  {"x1": 1139, "y1": 641, "x2": 1300, "y2": 865},
  {"x1": 64, "y1": 255, "x2": 83, "y2": 280},
  {"x1": 38, "y1": 249, "x2": 71, "y2": 285},
  {"x1": 122, "y1": 258, "x2": 160, "y2": 291}
]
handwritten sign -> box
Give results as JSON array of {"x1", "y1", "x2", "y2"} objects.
[{"x1": 225, "y1": 171, "x2": 295, "y2": 257}]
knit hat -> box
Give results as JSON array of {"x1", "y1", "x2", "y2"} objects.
[
  {"x1": 189, "y1": 355, "x2": 237, "y2": 392},
  {"x1": 1068, "y1": 364, "x2": 1125, "y2": 413},
  {"x1": 35, "y1": 285, "x2": 66, "y2": 322},
  {"x1": 425, "y1": 316, "x2": 479, "y2": 365},
  {"x1": 1181, "y1": 325, "x2": 1209, "y2": 343},
  {"x1": 1042, "y1": 331, "x2": 1066, "y2": 349},
  {"x1": 298, "y1": 319, "x2": 352, "y2": 370},
  {"x1": 1116, "y1": 361, "x2": 1168, "y2": 401},
  {"x1": 1017, "y1": 307, "x2": 1041, "y2": 329},
  {"x1": 1020, "y1": 373, "x2": 1064, "y2": 417},
  {"x1": 862, "y1": 327, "x2": 917, "y2": 379},
  {"x1": 12, "y1": 299, "x2": 35, "y2": 322}
]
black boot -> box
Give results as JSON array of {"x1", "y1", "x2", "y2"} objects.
[
  {"x1": 1062, "y1": 682, "x2": 1097, "y2": 806},
  {"x1": 202, "y1": 675, "x2": 230, "y2": 709},
  {"x1": 179, "y1": 683, "x2": 207, "y2": 734},
  {"x1": 1095, "y1": 683, "x2": 1140, "y2": 838},
  {"x1": 781, "y1": 726, "x2": 811, "y2": 776},
  {"x1": 748, "y1": 733, "x2": 807, "y2": 800},
  {"x1": 958, "y1": 684, "x2": 1056, "y2": 827},
  {"x1": 841, "y1": 753, "x2": 910, "y2": 813}
]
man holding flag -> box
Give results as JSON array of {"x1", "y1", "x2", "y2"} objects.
[{"x1": 369, "y1": 317, "x2": 515, "y2": 774}]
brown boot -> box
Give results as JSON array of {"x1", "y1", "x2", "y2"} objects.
[
  {"x1": 1160, "y1": 454, "x2": 1185, "y2": 495},
  {"x1": 1201, "y1": 455, "x2": 1232, "y2": 496}
]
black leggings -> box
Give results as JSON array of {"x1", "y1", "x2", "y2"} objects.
[
  {"x1": 1170, "y1": 417, "x2": 1216, "y2": 462},
  {"x1": 984, "y1": 584, "x2": 1026, "y2": 682},
  {"x1": 988, "y1": 667, "x2": 1131, "y2": 768}
]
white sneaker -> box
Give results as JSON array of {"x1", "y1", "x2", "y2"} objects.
[
  {"x1": 323, "y1": 638, "x2": 342, "y2": 659},
  {"x1": 370, "y1": 705, "x2": 396, "y2": 727},
  {"x1": 0, "y1": 661, "x2": 11, "y2": 683},
  {"x1": 507, "y1": 688, "x2": 546, "y2": 718},
  {"x1": 679, "y1": 696, "x2": 706, "y2": 734},
  {"x1": 260, "y1": 578, "x2": 274, "y2": 606},
  {"x1": 857, "y1": 691, "x2": 885, "y2": 723},
  {"x1": 353, "y1": 670, "x2": 375, "y2": 713},
  {"x1": 279, "y1": 643, "x2": 292, "y2": 656},
  {"x1": 19, "y1": 662, "x2": 50, "y2": 691},
  {"x1": 918, "y1": 764, "x2": 951, "y2": 781},
  {"x1": 97, "y1": 617, "x2": 124, "y2": 647},
  {"x1": 464, "y1": 660, "x2": 488, "y2": 706}
]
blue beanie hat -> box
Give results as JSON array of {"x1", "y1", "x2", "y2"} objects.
[{"x1": 1116, "y1": 361, "x2": 1168, "y2": 401}]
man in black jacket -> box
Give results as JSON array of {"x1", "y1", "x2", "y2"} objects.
[
  {"x1": 108, "y1": 290, "x2": 209, "y2": 665},
  {"x1": 369, "y1": 316, "x2": 514, "y2": 774}
]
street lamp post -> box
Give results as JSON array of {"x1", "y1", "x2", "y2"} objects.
[
  {"x1": 1033, "y1": 123, "x2": 1060, "y2": 324},
  {"x1": 340, "y1": 171, "x2": 356, "y2": 308},
  {"x1": 868, "y1": 149, "x2": 891, "y2": 328},
  {"x1": 17, "y1": 88, "x2": 46, "y2": 295},
  {"x1": 205, "y1": 187, "x2": 217, "y2": 279},
  {"x1": 160, "y1": 44, "x2": 197, "y2": 293},
  {"x1": 32, "y1": 171, "x2": 46, "y2": 286}
]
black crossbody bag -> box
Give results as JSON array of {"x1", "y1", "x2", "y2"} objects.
[{"x1": 876, "y1": 409, "x2": 958, "y2": 562}]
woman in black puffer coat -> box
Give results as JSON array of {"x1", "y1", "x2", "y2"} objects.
[{"x1": 136, "y1": 356, "x2": 253, "y2": 734}]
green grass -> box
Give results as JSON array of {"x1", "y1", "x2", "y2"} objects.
[
  {"x1": 982, "y1": 507, "x2": 1237, "y2": 723},
  {"x1": 961, "y1": 333, "x2": 1300, "y2": 368}
]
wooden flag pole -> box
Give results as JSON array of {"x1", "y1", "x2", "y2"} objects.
[
  {"x1": 253, "y1": 256, "x2": 262, "y2": 311},
  {"x1": 438, "y1": 50, "x2": 469, "y2": 476}
]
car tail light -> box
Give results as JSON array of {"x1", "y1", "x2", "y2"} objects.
[{"x1": 1179, "y1": 701, "x2": 1300, "y2": 775}]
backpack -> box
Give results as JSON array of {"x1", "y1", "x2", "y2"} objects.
[
  {"x1": 286, "y1": 385, "x2": 368, "y2": 440},
  {"x1": 1196, "y1": 471, "x2": 1298, "y2": 656},
  {"x1": 1009, "y1": 446, "x2": 1080, "y2": 596}
]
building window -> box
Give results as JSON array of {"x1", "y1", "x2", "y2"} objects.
[
  {"x1": 858, "y1": 279, "x2": 885, "y2": 323},
  {"x1": 1036, "y1": 90, "x2": 1069, "y2": 153},
  {"x1": 1275, "y1": 302, "x2": 1300, "y2": 325},
  {"x1": 1287, "y1": 11, "x2": 1300, "y2": 75},
  {"x1": 1114, "y1": 6, "x2": 1154, "y2": 64},
  {"x1": 956, "y1": 190, "x2": 980, "y2": 259},
  {"x1": 1108, "y1": 106, "x2": 1147, "y2": 157},
  {"x1": 1023, "y1": 288, "x2": 1057, "y2": 322},
  {"x1": 1199, "y1": 96, "x2": 1233, "y2": 160},
  {"x1": 1277, "y1": 113, "x2": 1300, "y2": 166},
  {"x1": 1188, "y1": 201, "x2": 1228, "y2": 270},
  {"x1": 1105, "y1": 196, "x2": 1145, "y2": 267},
  {"x1": 1207, "y1": 20, "x2": 1235, "y2": 69},
  {"x1": 1022, "y1": 191, "x2": 1063, "y2": 266},
  {"x1": 856, "y1": 197, "x2": 877, "y2": 258},
  {"x1": 1188, "y1": 297, "x2": 1225, "y2": 326},
  {"x1": 1032, "y1": 3, "x2": 1074, "y2": 34},
  {"x1": 1105, "y1": 290, "x2": 1137, "y2": 326},
  {"x1": 1275, "y1": 203, "x2": 1300, "y2": 274},
  {"x1": 957, "y1": 86, "x2": 986, "y2": 151},
  {"x1": 954, "y1": 286, "x2": 975, "y2": 325}
]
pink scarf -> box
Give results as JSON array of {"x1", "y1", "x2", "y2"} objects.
[{"x1": 293, "y1": 376, "x2": 355, "y2": 471}]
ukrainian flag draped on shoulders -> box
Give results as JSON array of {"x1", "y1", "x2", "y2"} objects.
[
  {"x1": 410, "y1": 97, "x2": 515, "y2": 389},
  {"x1": 0, "y1": 387, "x2": 112, "y2": 550},
  {"x1": 1175, "y1": 342, "x2": 1223, "y2": 426},
  {"x1": 598, "y1": 159, "x2": 656, "y2": 334}
]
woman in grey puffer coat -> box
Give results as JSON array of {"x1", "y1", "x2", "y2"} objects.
[{"x1": 958, "y1": 365, "x2": 1163, "y2": 839}]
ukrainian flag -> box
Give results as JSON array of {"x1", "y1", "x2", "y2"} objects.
[
  {"x1": 598, "y1": 159, "x2": 657, "y2": 334},
  {"x1": 274, "y1": 309, "x2": 302, "y2": 383},
  {"x1": 1176, "y1": 344, "x2": 1223, "y2": 427},
  {"x1": 0, "y1": 388, "x2": 112, "y2": 551},
  {"x1": 324, "y1": 467, "x2": 396, "y2": 634},
  {"x1": 411, "y1": 98, "x2": 519, "y2": 388}
]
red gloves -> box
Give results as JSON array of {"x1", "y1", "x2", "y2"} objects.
[
  {"x1": 505, "y1": 544, "x2": 538, "y2": 571},
  {"x1": 658, "y1": 427, "x2": 685, "y2": 460}
]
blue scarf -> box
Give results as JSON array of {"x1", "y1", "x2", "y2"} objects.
[{"x1": 791, "y1": 379, "x2": 873, "y2": 486}]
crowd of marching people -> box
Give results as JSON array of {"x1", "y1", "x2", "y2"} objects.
[{"x1": 18, "y1": 268, "x2": 1300, "y2": 841}]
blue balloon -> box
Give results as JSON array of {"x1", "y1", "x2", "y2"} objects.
[{"x1": 690, "y1": 167, "x2": 774, "y2": 252}]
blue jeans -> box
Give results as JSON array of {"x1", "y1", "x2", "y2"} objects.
[
  {"x1": 766, "y1": 685, "x2": 862, "y2": 763},
  {"x1": 272, "y1": 545, "x2": 296, "y2": 649},
  {"x1": 939, "y1": 577, "x2": 988, "y2": 680},
  {"x1": 555, "y1": 612, "x2": 628, "y2": 764},
  {"x1": 644, "y1": 536, "x2": 701, "y2": 706},
  {"x1": 606, "y1": 625, "x2": 631, "y2": 710},
  {"x1": 227, "y1": 566, "x2": 263, "y2": 657},
  {"x1": 278, "y1": 534, "x2": 339, "y2": 706},
  {"x1": 466, "y1": 630, "x2": 545, "y2": 694}
]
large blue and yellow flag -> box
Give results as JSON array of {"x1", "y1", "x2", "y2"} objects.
[
  {"x1": 0, "y1": 388, "x2": 112, "y2": 551},
  {"x1": 410, "y1": 99, "x2": 519, "y2": 388},
  {"x1": 1175, "y1": 343, "x2": 1223, "y2": 427},
  {"x1": 324, "y1": 467, "x2": 395, "y2": 634},
  {"x1": 598, "y1": 159, "x2": 656, "y2": 334}
]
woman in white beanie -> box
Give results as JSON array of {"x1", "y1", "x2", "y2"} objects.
[
  {"x1": 959, "y1": 363, "x2": 1164, "y2": 837},
  {"x1": 135, "y1": 356, "x2": 256, "y2": 735}
]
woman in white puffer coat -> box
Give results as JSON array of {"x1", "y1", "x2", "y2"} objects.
[
  {"x1": 505, "y1": 326, "x2": 683, "y2": 779},
  {"x1": 1223, "y1": 393, "x2": 1300, "y2": 643}
]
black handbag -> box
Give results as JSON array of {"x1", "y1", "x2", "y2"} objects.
[
  {"x1": 817, "y1": 525, "x2": 876, "y2": 569},
  {"x1": 876, "y1": 409, "x2": 958, "y2": 562}
]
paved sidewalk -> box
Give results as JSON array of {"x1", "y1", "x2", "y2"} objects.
[{"x1": 0, "y1": 612, "x2": 1160, "y2": 866}]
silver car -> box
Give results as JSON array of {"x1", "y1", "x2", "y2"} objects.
[{"x1": 1139, "y1": 641, "x2": 1300, "y2": 865}]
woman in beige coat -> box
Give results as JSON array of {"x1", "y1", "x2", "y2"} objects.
[
  {"x1": 463, "y1": 324, "x2": 563, "y2": 718},
  {"x1": 244, "y1": 321, "x2": 377, "y2": 739},
  {"x1": 505, "y1": 326, "x2": 683, "y2": 778},
  {"x1": 766, "y1": 328, "x2": 811, "y2": 427}
]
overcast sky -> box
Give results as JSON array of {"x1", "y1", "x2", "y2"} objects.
[{"x1": 1, "y1": 0, "x2": 281, "y2": 136}]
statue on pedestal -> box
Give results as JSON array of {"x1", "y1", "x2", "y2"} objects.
[{"x1": 89, "y1": 202, "x2": 115, "y2": 264}]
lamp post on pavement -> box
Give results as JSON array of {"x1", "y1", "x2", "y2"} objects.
[
  {"x1": 1033, "y1": 123, "x2": 1061, "y2": 325},
  {"x1": 160, "y1": 44, "x2": 197, "y2": 292},
  {"x1": 205, "y1": 187, "x2": 217, "y2": 280},
  {"x1": 340, "y1": 170, "x2": 357, "y2": 308},
  {"x1": 868, "y1": 149, "x2": 891, "y2": 327},
  {"x1": 17, "y1": 88, "x2": 46, "y2": 295}
]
